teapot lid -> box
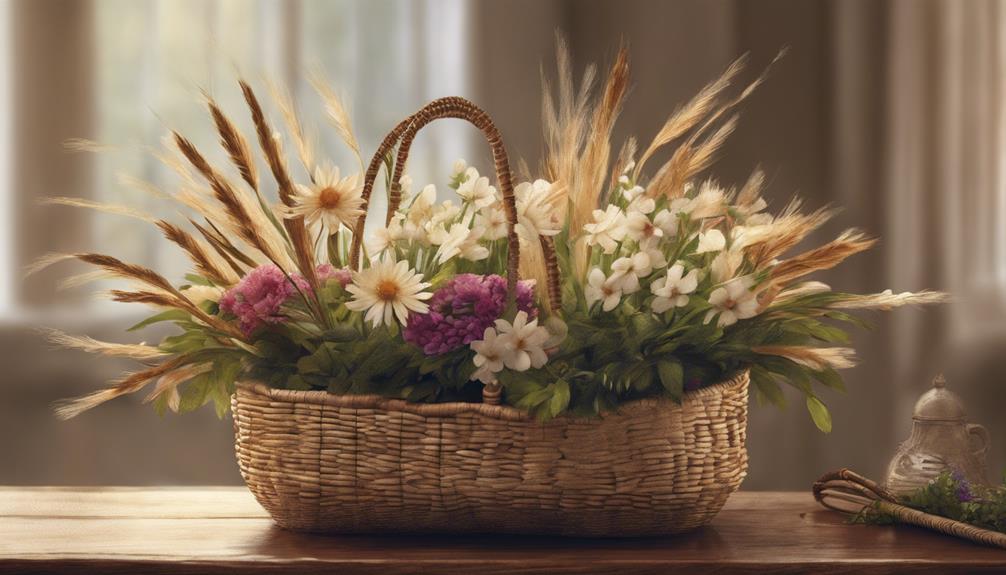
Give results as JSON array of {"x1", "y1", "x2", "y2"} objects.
[{"x1": 913, "y1": 374, "x2": 966, "y2": 421}]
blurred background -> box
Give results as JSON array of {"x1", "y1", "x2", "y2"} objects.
[{"x1": 3, "y1": 0, "x2": 1005, "y2": 489}]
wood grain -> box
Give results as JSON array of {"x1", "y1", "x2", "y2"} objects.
[{"x1": 0, "y1": 488, "x2": 1004, "y2": 574}]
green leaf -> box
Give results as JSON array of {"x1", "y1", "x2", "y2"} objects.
[
  {"x1": 806, "y1": 396, "x2": 832, "y2": 433},
  {"x1": 548, "y1": 379, "x2": 570, "y2": 418},
  {"x1": 813, "y1": 367, "x2": 846, "y2": 392},
  {"x1": 750, "y1": 365, "x2": 787, "y2": 408},
  {"x1": 183, "y1": 273, "x2": 214, "y2": 287},
  {"x1": 657, "y1": 359, "x2": 684, "y2": 401},
  {"x1": 127, "y1": 309, "x2": 191, "y2": 332}
]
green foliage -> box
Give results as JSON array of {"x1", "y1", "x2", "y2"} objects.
[{"x1": 854, "y1": 471, "x2": 1006, "y2": 534}]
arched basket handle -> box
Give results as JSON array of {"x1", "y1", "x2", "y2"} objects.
[{"x1": 348, "y1": 96, "x2": 562, "y2": 312}]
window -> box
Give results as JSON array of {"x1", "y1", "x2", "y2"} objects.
[{"x1": 89, "y1": 0, "x2": 473, "y2": 307}]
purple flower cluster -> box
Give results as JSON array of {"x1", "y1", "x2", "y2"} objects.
[
  {"x1": 221, "y1": 263, "x2": 351, "y2": 335},
  {"x1": 403, "y1": 274, "x2": 537, "y2": 355},
  {"x1": 952, "y1": 470, "x2": 975, "y2": 503}
]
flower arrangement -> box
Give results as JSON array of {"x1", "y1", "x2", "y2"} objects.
[{"x1": 41, "y1": 43, "x2": 945, "y2": 430}]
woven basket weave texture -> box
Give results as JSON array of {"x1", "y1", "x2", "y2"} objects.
[{"x1": 232, "y1": 371, "x2": 749, "y2": 536}]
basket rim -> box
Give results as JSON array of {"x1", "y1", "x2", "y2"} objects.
[{"x1": 235, "y1": 369, "x2": 749, "y2": 422}]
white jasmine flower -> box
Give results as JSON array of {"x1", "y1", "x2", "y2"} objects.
[
  {"x1": 286, "y1": 164, "x2": 364, "y2": 231},
  {"x1": 426, "y1": 201, "x2": 461, "y2": 234},
  {"x1": 345, "y1": 253, "x2": 432, "y2": 327},
  {"x1": 621, "y1": 184, "x2": 645, "y2": 202},
  {"x1": 495, "y1": 310, "x2": 550, "y2": 371},
  {"x1": 650, "y1": 263, "x2": 699, "y2": 312},
  {"x1": 695, "y1": 229, "x2": 726, "y2": 254},
  {"x1": 626, "y1": 195, "x2": 655, "y2": 215},
  {"x1": 475, "y1": 204, "x2": 508, "y2": 240},
  {"x1": 705, "y1": 277, "x2": 759, "y2": 327},
  {"x1": 625, "y1": 210, "x2": 663, "y2": 242},
  {"x1": 457, "y1": 175, "x2": 497, "y2": 210},
  {"x1": 585, "y1": 267, "x2": 623, "y2": 312},
  {"x1": 406, "y1": 184, "x2": 438, "y2": 227},
  {"x1": 451, "y1": 159, "x2": 468, "y2": 179},
  {"x1": 639, "y1": 237, "x2": 667, "y2": 269},
  {"x1": 470, "y1": 326, "x2": 506, "y2": 384},
  {"x1": 609, "y1": 252, "x2": 654, "y2": 294},
  {"x1": 515, "y1": 179, "x2": 562, "y2": 239},
  {"x1": 367, "y1": 216, "x2": 406, "y2": 254},
  {"x1": 653, "y1": 208, "x2": 680, "y2": 237},
  {"x1": 432, "y1": 222, "x2": 488, "y2": 264},
  {"x1": 583, "y1": 205, "x2": 627, "y2": 254}
]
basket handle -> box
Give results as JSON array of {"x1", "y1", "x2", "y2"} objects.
[{"x1": 348, "y1": 96, "x2": 562, "y2": 312}]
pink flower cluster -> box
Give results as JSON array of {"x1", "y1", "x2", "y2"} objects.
[
  {"x1": 220, "y1": 264, "x2": 351, "y2": 335},
  {"x1": 403, "y1": 273, "x2": 537, "y2": 356}
]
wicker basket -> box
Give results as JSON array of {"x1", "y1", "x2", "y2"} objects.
[
  {"x1": 231, "y1": 97, "x2": 749, "y2": 536},
  {"x1": 232, "y1": 371, "x2": 748, "y2": 536}
]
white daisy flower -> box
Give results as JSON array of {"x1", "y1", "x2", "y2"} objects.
[
  {"x1": 583, "y1": 205, "x2": 627, "y2": 254},
  {"x1": 495, "y1": 310, "x2": 550, "y2": 371},
  {"x1": 286, "y1": 164, "x2": 364, "y2": 231},
  {"x1": 609, "y1": 251, "x2": 654, "y2": 294},
  {"x1": 584, "y1": 267, "x2": 623, "y2": 312},
  {"x1": 345, "y1": 253, "x2": 432, "y2": 327},
  {"x1": 695, "y1": 229, "x2": 726, "y2": 254},
  {"x1": 650, "y1": 263, "x2": 699, "y2": 313},
  {"x1": 457, "y1": 175, "x2": 497, "y2": 210},
  {"x1": 470, "y1": 326, "x2": 507, "y2": 384},
  {"x1": 475, "y1": 204, "x2": 508, "y2": 240},
  {"x1": 705, "y1": 277, "x2": 759, "y2": 327},
  {"x1": 515, "y1": 179, "x2": 562, "y2": 239}
]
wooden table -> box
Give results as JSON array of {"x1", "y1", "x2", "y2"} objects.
[{"x1": 1, "y1": 487, "x2": 1003, "y2": 574}]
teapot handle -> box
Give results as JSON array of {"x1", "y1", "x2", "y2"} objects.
[{"x1": 967, "y1": 424, "x2": 990, "y2": 460}]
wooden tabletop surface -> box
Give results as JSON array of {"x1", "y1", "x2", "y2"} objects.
[{"x1": 1, "y1": 487, "x2": 1003, "y2": 574}]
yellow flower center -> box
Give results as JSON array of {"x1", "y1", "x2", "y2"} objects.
[
  {"x1": 376, "y1": 279, "x2": 399, "y2": 302},
  {"x1": 318, "y1": 186, "x2": 343, "y2": 210}
]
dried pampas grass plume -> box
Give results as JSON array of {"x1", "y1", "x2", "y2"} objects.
[
  {"x1": 770, "y1": 230, "x2": 877, "y2": 286},
  {"x1": 204, "y1": 93, "x2": 259, "y2": 192},
  {"x1": 634, "y1": 55, "x2": 746, "y2": 183},
  {"x1": 54, "y1": 355, "x2": 191, "y2": 420},
  {"x1": 144, "y1": 362, "x2": 214, "y2": 412},
  {"x1": 41, "y1": 328, "x2": 168, "y2": 360},
  {"x1": 39, "y1": 197, "x2": 158, "y2": 223},
  {"x1": 266, "y1": 78, "x2": 315, "y2": 176},
  {"x1": 753, "y1": 345, "x2": 858, "y2": 371},
  {"x1": 308, "y1": 69, "x2": 363, "y2": 170},
  {"x1": 829, "y1": 290, "x2": 951, "y2": 310}
]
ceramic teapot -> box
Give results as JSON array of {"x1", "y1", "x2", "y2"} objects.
[{"x1": 884, "y1": 375, "x2": 990, "y2": 496}]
